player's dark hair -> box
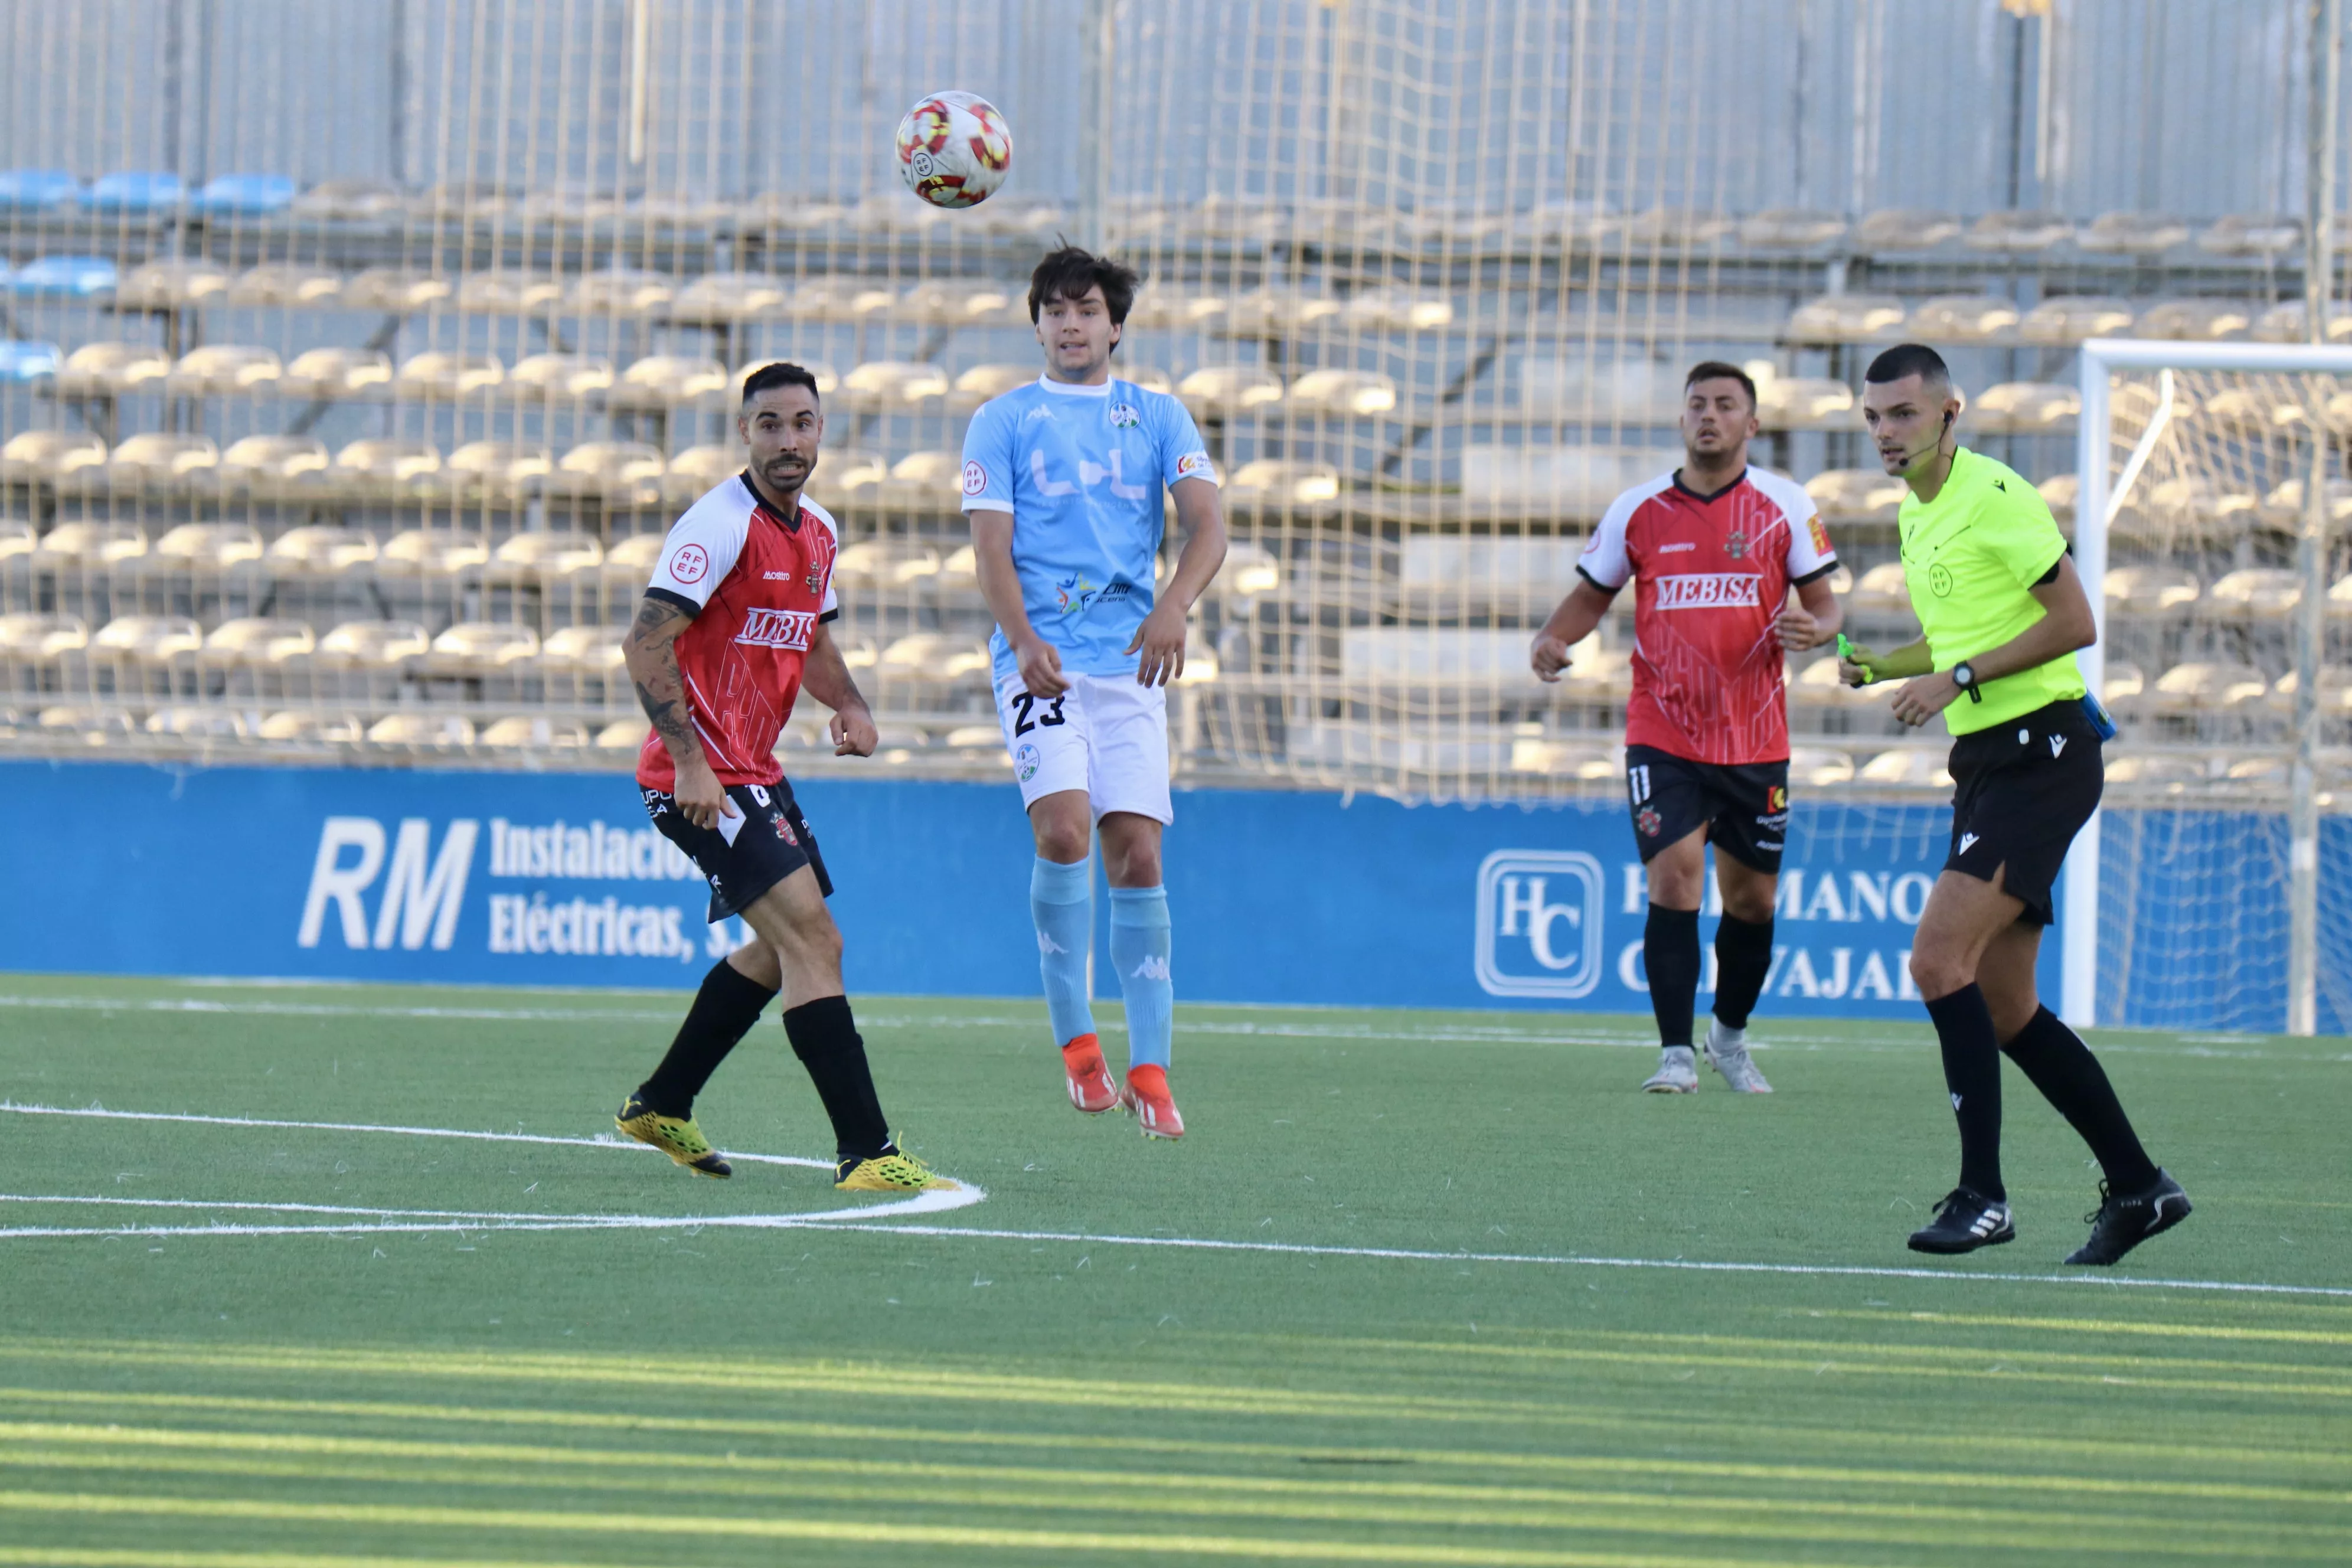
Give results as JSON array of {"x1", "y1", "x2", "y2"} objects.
[
  {"x1": 741, "y1": 360, "x2": 822, "y2": 406},
  {"x1": 1683, "y1": 360, "x2": 1758, "y2": 409},
  {"x1": 1864, "y1": 342, "x2": 1952, "y2": 390},
  {"x1": 1028, "y1": 244, "x2": 1139, "y2": 328}
]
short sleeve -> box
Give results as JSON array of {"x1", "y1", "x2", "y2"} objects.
[
  {"x1": 1578, "y1": 491, "x2": 1638, "y2": 592},
  {"x1": 1780, "y1": 490, "x2": 1837, "y2": 583},
  {"x1": 1983, "y1": 476, "x2": 2068, "y2": 589},
  {"x1": 959, "y1": 397, "x2": 1017, "y2": 513},
  {"x1": 804, "y1": 500, "x2": 842, "y2": 620},
  {"x1": 646, "y1": 488, "x2": 750, "y2": 612},
  {"x1": 1156, "y1": 396, "x2": 1219, "y2": 488}
]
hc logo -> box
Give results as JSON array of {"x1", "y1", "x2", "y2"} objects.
[{"x1": 1474, "y1": 850, "x2": 1605, "y2": 999}]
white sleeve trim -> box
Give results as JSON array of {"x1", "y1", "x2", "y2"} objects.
[
  {"x1": 647, "y1": 482, "x2": 752, "y2": 609},
  {"x1": 960, "y1": 497, "x2": 1017, "y2": 514}
]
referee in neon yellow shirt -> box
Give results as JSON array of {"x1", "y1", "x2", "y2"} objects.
[{"x1": 1840, "y1": 344, "x2": 2189, "y2": 1266}]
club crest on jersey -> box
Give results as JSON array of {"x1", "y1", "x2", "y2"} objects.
[
  {"x1": 775, "y1": 814, "x2": 799, "y2": 845},
  {"x1": 1015, "y1": 741, "x2": 1040, "y2": 782},
  {"x1": 1637, "y1": 806, "x2": 1663, "y2": 838},
  {"x1": 734, "y1": 606, "x2": 817, "y2": 650},
  {"x1": 1109, "y1": 401, "x2": 1141, "y2": 429},
  {"x1": 1723, "y1": 528, "x2": 1747, "y2": 560},
  {"x1": 805, "y1": 565, "x2": 827, "y2": 594}
]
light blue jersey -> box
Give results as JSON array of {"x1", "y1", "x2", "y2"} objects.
[{"x1": 960, "y1": 374, "x2": 1217, "y2": 680}]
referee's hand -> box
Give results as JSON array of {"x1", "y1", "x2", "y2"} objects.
[{"x1": 1890, "y1": 671, "x2": 1962, "y2": 727}]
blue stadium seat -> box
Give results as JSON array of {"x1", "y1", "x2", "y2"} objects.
[
  {"x1": 83, "y1": 171, "x2": 185, "y2": 212},
  {"x1": 0, "y1": 169, "x2": 80, "y2": 211},
  {"x1": 0, "y1": 341, "x2": 60, "y2": 381},
  {"x1": 192, "y1": 173, "x2": 295, "y2": 215},
  {"x1": 8, "y1": 256, "x2": 116, "y2": 298}
]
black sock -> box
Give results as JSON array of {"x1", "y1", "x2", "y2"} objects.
[
  {"x1": 1712, "y1": 913, "x2": 1775, "y2": 1031},
  {"x1": 1923, "y1": 983, "x2": 2004, "y2": 1201},
  {"x1": 782, "y1": 994, "x2": 893, "y2": 1164},
  {"x1": 2001, "y1": 1005, "x2": 2160, "y2": 1191},
  {"x1": 1644, "y1": 903, "x2": 1701, "y2": 1048},
  {"x1": 636, "y1": 959, "x2": 778, "y2": 1116}
]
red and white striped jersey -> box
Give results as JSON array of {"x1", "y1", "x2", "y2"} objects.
[
  {"x1": 633, "y1": 475, "x2": 840, "y2": 792},
  {"x1": 1577, "y1": 467, "x2": 1837, "y2": 766}
]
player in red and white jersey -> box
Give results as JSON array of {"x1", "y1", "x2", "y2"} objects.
[
  {"x1": 614, "y1": 362, "x2": 950, "y2": 1194},
  {"x1": 1532, "y1": 361, "x2": 1844, "y2": 1095}
]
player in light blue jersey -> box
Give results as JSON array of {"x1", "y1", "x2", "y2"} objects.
[{"x1": 962, "y1": 246, "x2": 1228, "y2": 1139}]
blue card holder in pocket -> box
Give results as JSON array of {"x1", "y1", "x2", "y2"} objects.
[{"x1": 2080, "y1": 690, "x2": 2118, "y2": 741}]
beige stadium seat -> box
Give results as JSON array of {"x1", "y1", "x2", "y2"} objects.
[
  {"x1": 2208, "y1": 569, "x2": 2302, "y2": 617},
  {"x1": 1804, "y1": 469, "x2": 1906, "y2": 521},
  {"x1": 1786, "y1": 294, "x2": 1905, "y2": 342},
  {"x1": 155, "y1": 522, "x2": 266, "y2": 570},
  {"x1": 0, "y1": 520, "x2": 31, "y2": 560},
  {"x1": 344, "y1": 267, "x2": 453, "y2": 313},
  {"x1": 1907, "y1": 295, "x2": 2020, "y2": 341},
  {"x1": 2265, "y1": 666, "x2": 2352, "y2": 714},
  {"x1": 445, "y1": 440, "x2": 551, "y2": 501},
  {"x1": 2037, "y1": 473, "x2": 2079, "y2": 521},
  {"x1": 1853, "y1": 209, "x2": 1961, "y2": 250},
  {"x1": 1126, "y1": 290, "x2": 1229, "y2": 329},
  {"x1": 732, "y1": 358, "x2": 839, "y2": 397},
  {"x1": 1851, "y1": 560, "x2": 1910, "y2": 610},
  {"x1": 785, "y1": 279, "x2": 896, "y2": 321},
  {"x1": 491, "y1": 531, "x2": 604, "y2": 577},
  {"x1": 1621, "y1": 207, "x2": 1738, "y2": 247},
  {"x1": 456, "y1": 269, "x2": 563, "y2": 313},
  {"x1": 377, "y1": 530, "x2": 490, "y2": 576},
  {"x1": 202, "y1": 617, "x2": 316, "y2": 665},
  {"x1": 367, "y1": 712, "x2": 475, "y2": 749},
  {"x1": 427, "y1": 621, "x2": 539, "y2": 674},
  {"x1": 2018, "y1": 296, "x2": 2137, "y2": 345},
  {"x1": 1965, "y1": 210, "x2": 2073, "y2": 251},
  {"x1": 258, "y1": 710, "x2": 367, "y2": 744},
  {"x1": 2253, "y1": 300, "x2": 2352, "y2": 344},
  {"x1": 1756, "y1": 376, "x2": 1853, "y2": 427},
  {"x1": 2201, "y1": 214, "x2": 2304, "y2": 258},
  {"x1": 2, "y1": 430, "x2": 108, "y2": 484},
  {"x1": 538, "y1": 625, "x2": 625, "y2": 674},
  {"x1": 2100, "y1": 664, "x2": 2147, "y2": 712},
  {"x1": 0, "y1": 613, "x2": 90, "y2": 658},
  {"x1": 834, "y1": 540, "x2": 942, "y2": 587},
  {"x1": 332, "y1": 437, "x2": 443, "y2": 496},
  {"x1": 950, "y1": 364, "x2": 1035, "y2": 409},
  {"x1": 595, "y1": 717, "x2": 646, "y2": 751},
  {"x1": 1288, "y1": 370, "x2": 1397, "y2": 416},
  {"x1": 266, "y1": 524, "x2": 378, "y2": 575},
  {"x1": 511, "y1": 352, "x2": 615, "y2": 398},
  {"x1": 1790, "y1": 654, "x2": 1873, "y2": 708},
  {"x1": 292, "y1": 177, "x2": 405, "y2": 222},
  {"x1": 1858, "y1": 748, "x2": 1954, "y2": 787},
  {"x1": 1225, "y1": 289, "x2": 1341, "y2": 337},
  {"x1": 145, "y1": 705, "x2": 253, "y2": 740},
  {"x1": 115, "y1": 259, "x2": 231, "y2": 311},
  {"x1": 2148, "y1": 476, "x2": 2258, "y2": 531},
  {"x1": 608, "y1": 355, "x2": 730, "y2": 410},
  {"x1": 1118, "y1": 366, "x2": 1175, "y2": 396},
  {"x1": 229, "y1": 264, "x2": 345, "y2": 308},
  {"x1": 54, "y1": 342, "x2": 171, "y2": 398},
  {"x1": 897, "y1": 281, "x2": 1015, "y2": 325},
  {"x1": 878, "y1": 633, "x2": 991, "y2": 683},
  {"x1": 2151, "y1": 661, "x2": 2269, "y2": 713},
  {"x1": 479, "y1": 715, "x2": 589, "y2": 750},
  {"x1": 936, "y1": 543, "x2": 980, "y2": 588},
  {"x1": 943, "y1": 723, "x2": 1011, "y2": 753},
  {"x1": 665, "y1": 274, "x2": 789, "y2": 325},
  {"x1": 280, "y1": 347, "x2": 393, "y2": 400},
  {"x1": 407, "y1": 181, "x2": 514, "y2": 221},
  {"x1": 600, "y1": 531, "x2": 665, "y2": 587},
  {"x1": 1228, "y1": 460, "x2": 1340, "y2": 504},
  {"x1": 103, "y1": 433, "x2": 220, "y2": 491},
  {"x1": 2105, "y1": 566, "x2": 2201, "y2": 615},
  {"x1": 165, "y1": 344, "x2": 283, "y2": 396},
  {"x1": 315, "y1": 620, "x2": 430, "y2": 668},
  {"x1": 569, "y1": 269, "x2": 675, "y2": 315},
  {"x1": 519, "y1": 187, "x2": 626, "y2": 227},
  {"x1": 220, "y1": 435, "x2": 332, "y2": 495},
  {"x1": 31, "y1": 521, "x2": 147, "y2": 567},
  {"x1": 662, "y1": 444, "x2": 748, "y2": 505},
  {"x1": 547, "y1": 442, "x2": 664, "y2": 507},
  {"x1": 1737, "y1": 209, "x2": 1848, "y2": 249},
  {"x1": 38, "y1": 705, "x2": 135, "y2": 745},
  {"x1": 2080, "y1": 211, "x2": 2191, "y2": 254},
  {"x1": 92, "y1": 615, "x2": 203, "y2": 663},
  {"x1": 879, "y1": 452, "x2": 963, "y2": 504},
  {"x1": 2135, "y1": 300, "x2": 2254, "y2": 341},
  {"x1": 1788, "y1": 747, "x2": 1857, "y2": 786},
  {"x1": 1971, "y1": 382, "x2": 2079, "y2": 433},
  {"x1": 2204, "y1": 387, "x2": 2309, "y2": 434},
  {"x1": 1340, "y1": 288, "x2": 1455, "y2": 330},
  {"x1": 396, "y1": 350, "x2": 506, "y2": 398},
  {"x1": 1178, "y1": 366, "x2": 1283, "y2": 414},
  {"x1": 841, "y1": 360, "x2": 949, "y2": 409}
]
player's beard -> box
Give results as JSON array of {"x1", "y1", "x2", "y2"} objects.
[{"x1": 762, "y1": 453, "x2": 811, "y2": 492}]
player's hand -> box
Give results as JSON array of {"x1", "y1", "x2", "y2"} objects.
[
  {"x1": 673, "y1": 757, "x2": 733, "y2": 831},
  {"x1": 1776, "y1": 604, "x2": 1824, "y2": 651},
  {"x1": 1126, "y1": 603, "x2": 1189, "y2": 687},
  {"x1": 1890, "y1": 670, "x2": 1960, "y2": 727},
  {"x1": 1531, "y1": 634, "x2": 1573, "y2": 682},
  {"x1": 1838, "y1": 643, "x2": 1880, "y2": 687},
  {"x1": 1014, "y1": 635, "x2": 1070, "y2": 698},
  {"x1": 830, "y1": 705, "x2": 878, "y2": 757}
]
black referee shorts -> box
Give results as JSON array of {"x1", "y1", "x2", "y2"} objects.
[
  {"x1": 642, "y1": 778, "x2": 833, "y2": 924},
  {"x1": 1945, "y1": 700, "x2": 2103, "y2": 927}
]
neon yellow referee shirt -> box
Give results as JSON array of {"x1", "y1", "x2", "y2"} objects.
[{"x1": 1897, "y1": 447, "x2": 2085, "y2": 736}]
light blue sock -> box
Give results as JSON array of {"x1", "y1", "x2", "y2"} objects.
[
  {"x1": 1109, "y1": 885, "x2": 1173, "y2": 1071},
  {"x1": 1030, "y1": 856, "x2": 1096, "y2": 1046}
]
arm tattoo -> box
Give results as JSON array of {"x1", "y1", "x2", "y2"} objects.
[{"x1": 625, "y1": 597, "x2": 704, "y2": 765}]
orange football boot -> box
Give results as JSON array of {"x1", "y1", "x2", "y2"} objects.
[
  {"x1": 1061, "y1": 1033, "x2": 1119, "y2": 1113},
  {"x1": 1121, "y1": 1063, "x2": 1185, "y2": 1140}
]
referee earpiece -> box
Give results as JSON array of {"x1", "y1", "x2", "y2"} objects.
[{"x1": 1895, "y1": 409, "x2": 1955, "y2": 471}]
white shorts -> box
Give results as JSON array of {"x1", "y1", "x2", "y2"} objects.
[{"x1": 995, "y1": 668, "x2": 1173, "y2": 824}]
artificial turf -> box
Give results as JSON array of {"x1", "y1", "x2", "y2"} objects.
[{"x1": 0, "y1": 971, "x2": 2345, "y2": 1566}]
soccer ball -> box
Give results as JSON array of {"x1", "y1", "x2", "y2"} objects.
[{"x1": 894, "y1": 90, "x2": 1013, "y2": 209}]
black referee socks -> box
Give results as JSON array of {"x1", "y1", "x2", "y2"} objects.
[
  {"x1": 1644, "y1": 904, "x2": 1702, "y2": 1048},
  {"x1": 1924, "y1": 983, "x2": 2005, "y2": 1201},
  {"x1": 638, "y1": 958, "x2": 778, "y2": 1116},
  {"x1": 2000, "y1": 1005, "x2": 2160, "y2": 1193},
  {"x1": 783, "y1": 994, "x2": 893, "y2": 1164},
  {"x1": 1711, "y1": 913, "x2": 1775, "y2": 1031}
]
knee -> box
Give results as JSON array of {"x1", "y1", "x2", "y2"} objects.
[
  {"x1": 1908, "y1": 945, "x2": 1974, "y2": 1002},
  {"x1": 728, "y1": 941, "x2": 782, "y2": 991},
  {"x1": 1034, "y1": 819, "x2": 1091, "y2": 864},
  {"x1": 1108, "y1": 839, "x2": 1163, "y2": 888},
  {"x1": 1723, "y1": 886, "x2": 1776, "y2": 924},
  {"x1": 1645, "y1": 860, "x2": 1702, "y2": 911}
]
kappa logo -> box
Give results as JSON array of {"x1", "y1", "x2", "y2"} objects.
[
  {"x1": 1037, "y1": 930, "x2": 1067, "y2": 955},
  {"x1": 734, "y1": 606, "x2": 817, "y2": 651},
  {"x1": 669, "y1": 543, "x2": 709, "y2": 584},
  {"x1": 2049, "y1": 734, "x2": 2068, "y2": 757},
  {"x1": 1958, "y1": 832, "x2": 1981, "y2": 855},
  {"x1": 1131, "y1": 955, "x2": 1171, "y2": 982}
]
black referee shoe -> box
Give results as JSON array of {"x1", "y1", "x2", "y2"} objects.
[
  {"x1": 2066, "y1": 1171, "x2": 2191, "y2": 1266},
  {"x1": 1907, "y1": 1187, "x2": 2015, "y2": 1254}
]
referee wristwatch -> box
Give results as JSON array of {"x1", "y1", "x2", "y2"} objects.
[{"x1": 1951, "y1": 660, "x2": 1983, "y2": 703}]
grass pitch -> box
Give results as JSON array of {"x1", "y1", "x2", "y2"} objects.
[{"x1": 0, "y1": 974, "x2": 2346, "y2": 1567}]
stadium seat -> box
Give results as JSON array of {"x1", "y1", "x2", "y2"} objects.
[
  {"x1": 1126, "y1": 291, "x2": 1228, "y2": 328},
  {"x1": 394, "y1": 350, "x2": 505, "y2": 398},
  {"x1": 1964, "y1": 210, "x2": 2072, "y2": 251},
  {"x1": 664, "y1": 274, "x2": 789, "y2": 325},
  {"x1": 1785, "y1": 293, "x2": 1906, "y2": 342},
  {"x1": 607, "y1": 355, "x2": 729, "y2": 410},
  {"x1": 518, "y1": 186, "x2": 625, "y2": 227},
  {"x1": 595, "y1": 533, "x2": 665, "y2": 591},
  {"x1": 1286, "y1": 370, "x2": 1397, "y2": 416},
  {"x1": 0, "y1": 169, "x2": 80, "y2": 210},
  {"x1": 331, "y1": 438, "x2": 443, "y2": 498},
  {"x1": 537, "y1": 625, "x2": 625, "y2": 674},
  {"x1": 569, "y1": 269, "x2": 674, "y2": 315},
  {"x1": 2148, "y1": 475, "x2": 2258, "y2": 529},
  {"x1": 84, "y1": 171, "x2": 184, "y2": 213},
  {"x1": 281, "y1": 347, "x2": 392, "y2": 400},
  {"x1": 116, "y1": 260, "x2": 231, "y2": 311},
  {"x1": 1755, "y1": 375, "x2": 1852, "y2": 426},
  {"x1": 1804, "y1": 469, "x2": 1906, "y2": 521},
  {"x1": 290, "y1": 177, "x2": 406, "y2": 221},
  {"x1": 1217, "y1": 541, "x2": 1282, "y2": 599},
  {"x1": 146, "y1": 704, "x2": 253, "y2": 739},
  {"x1": 0, "y1": 612, "x2": 89, "y2": 658},
  {"x1": 2018, "y1": 296, "x2": 2136, "y2": 344},
  {"x1": 266, "y1": 524, "x2": 378, "y2": 575},
  {"x1": 479, "y1": 715, "x2": 588, "y2": 750},
  {"x1": 2252, "y1": 300, "x2": 2352, "y2": 343},
  {"x1": 1850, "y1": 560, "x2": 1910, "y2": 610},
  {"x1": 426, "y1": 621, "x2": 539, "y2": 674},
  {"x1": 509, "y1": 352, "x2": 615, "y2": 398},
  {"x1": 1906, "y1": 295, "x2": 2019, "y2": 341},
  {"x1": 315, "y1": 620, "x2": 430, "y2": 668},
  {"x1": 785, "y1": 279, "x2": 895, "y2": 321},
  {"x1": 102, "y1": 433, "x2": 220, "y2": 490},
  {"x1": 38, "y1": 705, "x2": 135, "y2": 744},
  {"x1": 2265, "y1": 667, "x2": 2352, "y2": 714},
  {"x1": 1788, "y1": 656, "x2": 1874, "y2": 708},
  {"x1": 1858, "y1": 748, "x2": 1954, "y2": 786},
  {"x1": 445, "y1": 440, "x2": 552, "y2": 501},
  {"x1": 9, "y1": 256, "x2": 117, "y2": 299},
  {"x1": 835, "y1": 540, "x2": 943, "y2": 587},
  {"x1": 2079, "y1": 211, "x2": 2190, "y2": 254},
  {"x1": 491, "y1": 531, "x2": 604, "y2": 578},
  {"x1": 165, "y1": 344, "x2": 282, "y2": 395},
  {"x1": 155, "y1": 522, "x2": 265, "y2": 569},
  {"x1": 92, "y1": 614, "x2": 204, "y2": 662},
  {"x1": 1340, "y1": 288, "x2": 1455, "y2": 330},
  {"x1": 1229, "y1": 460, "x2": 1340, "y2": 504},
  {"x1": 28, "y1": 520, "x2": 144, "y2": 567},
  {"x1": 594, "y1": 717, "x2": 646, "y2": 750},
  {"x1": 455, "y1": 270, "x2": 563, "y2": 313},
  {"x1": 2208, "y1": 569, "x2": 2302, "y2": 617},
  {"x1": 2152, "y1": 661, "x2": 2269, "y2": 711},
  {"x1": 367, "y1": 712, "x2": 475, "y2": 749},
  {"x1": 1620, "y1": 207, "x2": 1737, "y2": 247},
  {"x1": 841, "y1": 361, "x2": 949, "y2": 408},
  {"x1": 882, "y1": 451, "x2": 963, "y2": 504},
  {"x1": 1788, "y1": 747, "x2": 1856, "y2": 785},
  {"x1": 0, "y1": 340, "x2": 58, "y2": 381},
  {"x1": 1118, "y1": 366, "x2": 1175, "y2": 396},
  {"x1": 1, "y1": 430, "x2": 106, "y2": 485},
  {"x1": 950, "y1": 364, "x2": 1035, "y2": 409},
  {"x1": 0, "y1": 520, "x2": 31, "y2": 560},
  {"x1": 731, "y1": 358, "x2": 838, "y2": 395},
  {"x1": 1970, "y1": 382, "x2": 2079, "y2": 433},
  {"x1": 897, "y1": 281, "x2": 1015, "y2": 325},
  {"x1": 2037, "y1": 474, "x2": 2079, "y2": 520},
  {"x1": 2199, "y1": 214, "x2": 2302, "y2": 257},
  {"x1": 375, "y1": 530, "x2": 489, "y2": 576},
  {"x1": 660, "y1": 444, "x2": 747, "y2": 505},
  {"x1": 1178, "y1": 366, "x2": 1284, "y2": 414},
  {"x1": 2135, "y1": 300, "x2": 2253, "y2": 341},
  {"x1": 53, "y1": 342, "x2": 170, "y2": 397},
  {"x1": 1225, "y1": 289, "x2": 1341, "y2": 337},
  {"x1": 202, "y1": 617, "x2": 316, "y2": 665},
  {"x1": 1737, "y1": 209, "x2": 1847, "y2": 249},
  {"x1": 1853, "y1": 209, "x2": 1961, "y2": 250},
  {"x1": 878, "y1": 633, "x2": 991, "y2": 683},
  {"x1": 2204, "y1": 386, "x2": 2309, "y2": 434},
  {"x1": 344, "y1": 267, "x2": 453, "y2": 313},
  {"x1": 407, "y1": 181, "x2": 514, "y2": 222},
  {"x1": 2272, "y1": 478, "x2": 2352, "y2": 525},
  {"x1": 548, "y1": 442, "x2": 664, "y2": 507},
  {"x1": 258, "y1": 710, "x2": 367, "y2": 744},
  {"x1": 937, "y1": 543, "x2": 979, "y2": 588},
  {"x1": 2105, "y1": 566, "x2": 2201, "y2": 614},
  {"x1": 2101, "y1": 663, "x2": 2147, "y2": 708},
  {"x1": 229, "y1": 263, "x2": 344, "y2": 307},
  {"x1": 191, "y1": 173, "x2": 295, "y2": 216}
]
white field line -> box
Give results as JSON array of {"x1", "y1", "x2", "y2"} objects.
[{"x1": 2, "y1": 1107, "x2": 2344, "y2": 1300}]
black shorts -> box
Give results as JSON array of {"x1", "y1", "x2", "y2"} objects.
[
  {"x1": 642, "y1": 778, "x2": 832, "y2": 924},
  {"x1": 1623, "y1": 744, "x2": 1789, "y2": 873},
  {"x1": 1945, "y1": 700, "x2": 2103, "y2": 927}
]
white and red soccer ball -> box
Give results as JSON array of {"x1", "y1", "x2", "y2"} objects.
[{"x1": 894, "y1": 90, "x2": 1013, "y2": 208}]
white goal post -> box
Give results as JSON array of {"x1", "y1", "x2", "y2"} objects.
[{"x1": 2067, "y1": 338, "x2": 2352, "y2": 1033}]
